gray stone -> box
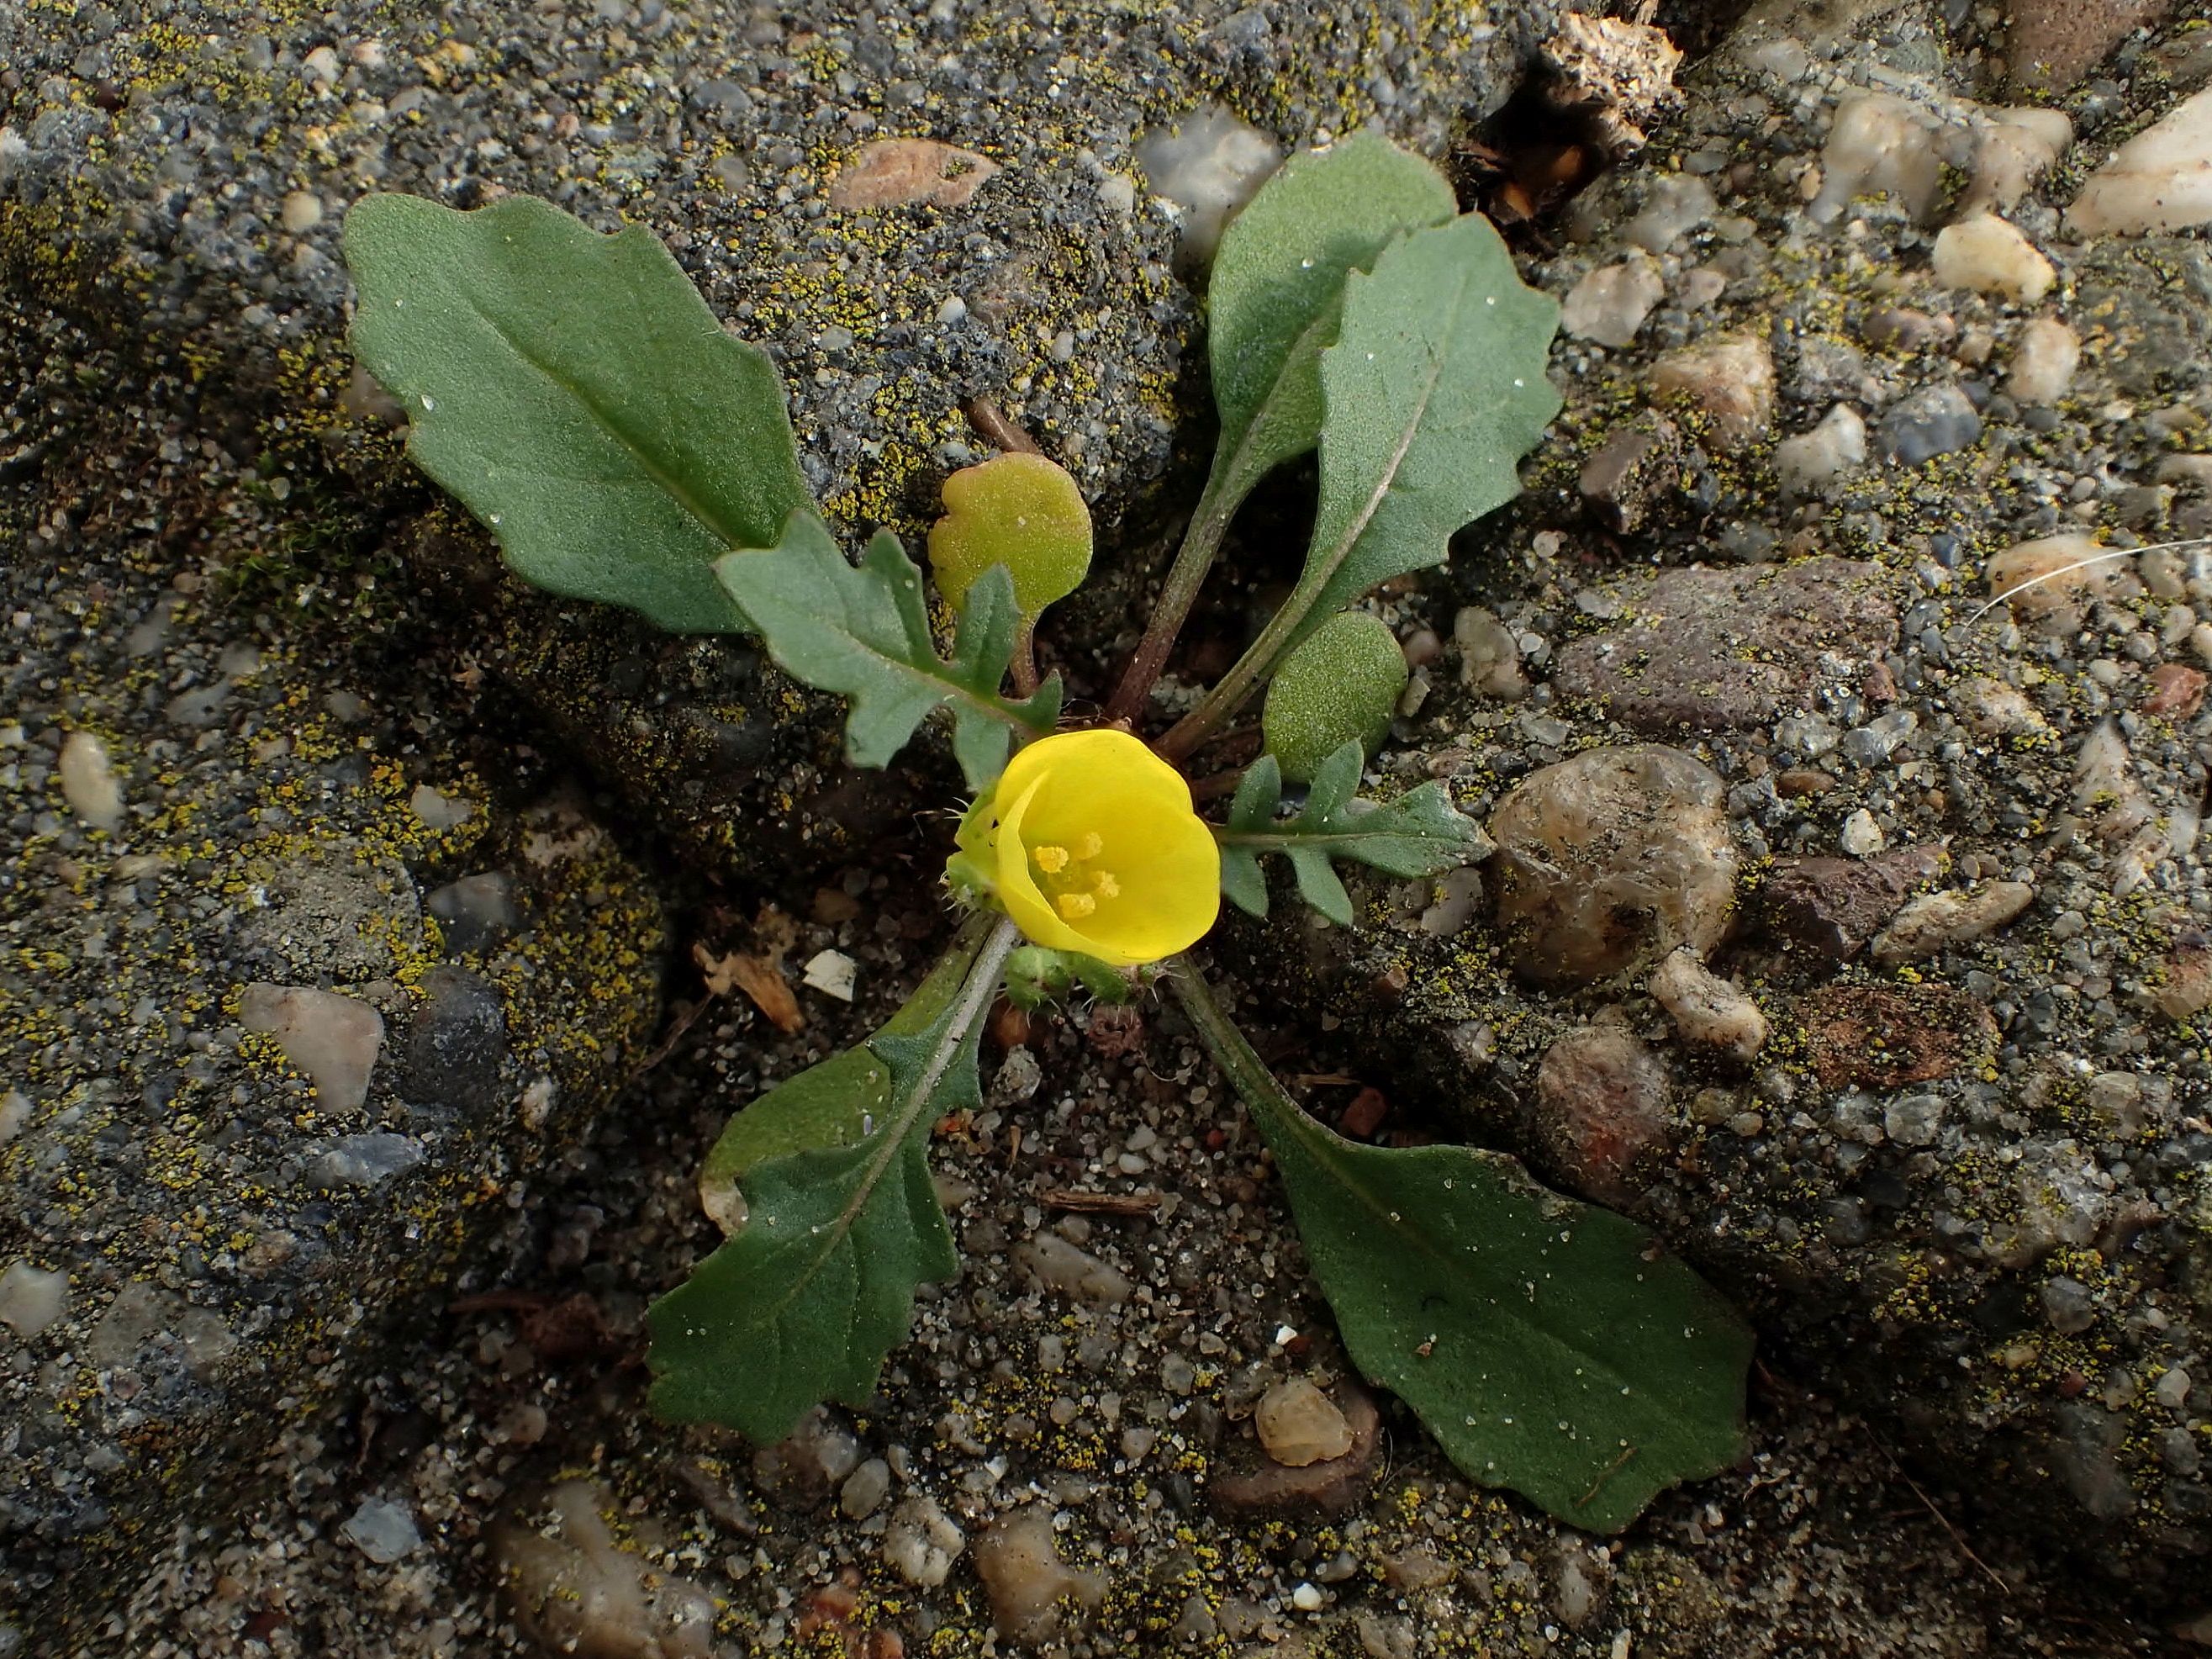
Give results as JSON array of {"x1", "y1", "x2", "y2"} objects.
[
  {"x1": 396, "y1": 966, "x2": 509, "y2": 1114},
  {"x1": 1875, "y1": 384, "x2": 1983, "y2": 466}
]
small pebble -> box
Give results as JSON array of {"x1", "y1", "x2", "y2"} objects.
[
  {"x1": 1840, "y1": 809, "x2": 1885, "y2": 857},
  {"x1": 1930, "y1": 213, "x2": 2054, "y2": 302},
  {"x1": 58, "y1": 730, "x2": 124, "y2": 831},
  {"x1": 341, "y1": 1497, "x2": 422, "y2": 1564},
  {"x1": 1871, "y1": 881, "x2": 2035, "y2": 964},
  {"x1": 1649, "y1": 948, "x2": 1767, "y2": 1060},
  {"x1": 1254, "y1": 1377, "x2": 1354, "y2": 1467}
]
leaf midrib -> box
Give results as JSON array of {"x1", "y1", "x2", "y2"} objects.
[
  {"x1": 744, "y1": 921, "x2": 1015, "y2": 1333},
  {"x1": 459, "y1": 290, "x2": 750, "y2": 552},
  {"x1": 1267, "y1": 1106, "x2": 1699, "y2": 1427}
]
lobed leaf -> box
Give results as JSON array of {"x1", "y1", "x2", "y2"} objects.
[
  {"x1": 1206, "y1": 134, "x2": 1460, "y2": 516},
  {"x1": 1295, "y1": 214, "x2": 1564, "y2": 642},
  {"x1": 715, "y1": 515, "x2": 1062, "y2": 790},
  {"x1": 1173, "y1": 970, "x2": 1753, "y2": 1534},
  {"x1": 649, "y1": 922, "x2": 1018, "y2": 1441},
  {"x1": 344, "y1": 193, "x2": 810, "y2": 633},
  {"x1": 1217, "y1": 743, "x2": 1479, "y2": 926}
]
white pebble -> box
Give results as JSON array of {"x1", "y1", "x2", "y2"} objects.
[
  {"x1": 237, "y1": 984, "x2": 385, "y2": 1112},
  {"x1": 2007, "y1": 316, "x2": 2079, "y2": 406},
  {"x1": 2067, "y1": 86, "x2": 2212, "y2": 237},
  {"x1": 281, "y1": 189, "x2": 325, "y2": 233},
  {"x1": 1773, "y1": 403, "x2": 1867, "y2": 494},
  {"x1": 1931, "y1": 213, "x2": 2054, "y2": 303},
  {"x1": 802, "y1": 949, "x2": 858, "y2": 1001},
  {"x1": 1560, "y1": 254, "x2": 1665, "y2": 348},
  {"x1": 58, "y1": 729, "x2": 124, "y2": 831},
  {"x1": 341, "y1": 1497, "x2": 421, "y2": 1564},
  {"x1": 0, "y1": 1261, "x2": 69, "y2": 1339},
  {"x1": 1839, "y1": 808, "x2": 1884, "y2": 858},
  {"x1": 1649, "y1": 948, "x2": 1767, "y2": 1060},
  {"x1": 1871, "y1": 881, "x2": 2035, "y2": 965}
]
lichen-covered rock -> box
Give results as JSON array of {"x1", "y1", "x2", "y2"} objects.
[
  {"x1": 0, "y1": 0, "x2": 1569, "y2": 890},
  {"x1": 1549, "y1": 559, "x2": 1898, "y2": 733},
  {"x1": 0, "y1": 307, "x2": 665, "y2": 1637}
]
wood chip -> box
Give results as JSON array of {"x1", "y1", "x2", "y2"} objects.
[{"x1": 694, "y1": 941, "x2": 804, "y2": 1033}]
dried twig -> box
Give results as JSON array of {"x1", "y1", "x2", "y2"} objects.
[
  {"x1": 963, "y1": 396, "x2": 1043, "y2": 456},
  {"x1": 1041, "y1": 1187, "x2": 1165, "y2": 1216}
]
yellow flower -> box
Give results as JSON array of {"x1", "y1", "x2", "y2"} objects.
[{"x1": 953, "y1": 729, "x2": 1220, "y2": 967}]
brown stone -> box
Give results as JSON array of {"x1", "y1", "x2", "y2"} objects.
[
  {"x1": 1534, "y1": 1027, "x2": 1671, "y2": 1203},
  {"x1": 1800, "y1": 984, "x2": 1998, "y2": 1089},
  {"x1": 1578, "y1": 412, "x2": 1691, "y2": 533},
  {"x1": 2145, "y1": 663, "x2": 2208, "y2": 720},
  {"x1": 827, "y1": 139, "x2": 1001, "y2": 211},
  {"x1": 1550, "y1": 558, "x2": 1898, "y2": 733},
  {"x1": 1758, "y1": 845, "x2": 1943, "y2": 960}
]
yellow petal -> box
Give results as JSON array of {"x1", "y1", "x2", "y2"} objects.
[{"x1": 986, "y1": 729, "x2": 1220, "y2": 967}]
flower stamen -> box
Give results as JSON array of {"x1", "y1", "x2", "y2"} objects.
[
  {"x1": 1056, "y1": 891, "x2": 1097, "y2": 920},
  {"x1": 1032, "y1": 844, "x2": 1071, "y2": 874},
  {"x1": 1092, "y1": 871, "x2": 1120, "y2": 898}
]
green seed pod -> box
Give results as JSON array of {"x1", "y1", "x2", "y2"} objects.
[
  {"x1": 927, "y1": 452, "x2": 1093, "y2": 624},
  {"x1": 1261, "y1": 609, "x2": 1408, "y2": 783}
]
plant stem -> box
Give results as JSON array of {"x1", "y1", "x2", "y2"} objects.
[
  {"x1": 1168, "y1": 964, "x2": 1301, "y2": 1143},
  {"x1": 1009, "y1": 616, "x2": 1040, "y2": 699},
  {"x1": 963, "y1": 397, "x2": 1044, "y2": 457},
  {"x1": 1155, "y1": 569, "x2": 1322, "y2": 762},
  {"x1": 1104, "y1": 470, "x2": 1236, "y2": 726}
]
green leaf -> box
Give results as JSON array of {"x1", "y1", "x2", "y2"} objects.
[
  {"x1": 1156, "y1": 210, "x2": 1562, "y2": 762},
  {"x1": 1260, "y1": 609, "x2": 1409, "y2": 782},
  {"x1": 697, "y1": 920, "x2": 993, "y2": 1232},
  {"x1": 649, "y1": 921, "x2": 1019, "y2": 1440},
  {"x1": 928, "y1": 452, "x2": 1094, "y2": 626},
  {"x1": 715, "y1": 515, "x2": 1063, "y2": 790},
  {"x1": 1173, "y1": 970, "x2": 1753, "y2": 1534},
  {"x1": 1217, "y1": 743, "x2": 1479, "y2": 926},
  {"x1": 1295, "y1": 214, "x2": 1562, "y2": 640},
  {"x1": 343, "y1": 193, "x2": 810, "y2": 633},
  {"x1": 1206, "y1": 135, "x2": 1458, "y2": 516}
]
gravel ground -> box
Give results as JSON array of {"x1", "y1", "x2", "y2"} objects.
[{"x1": 7, "y1": 0, "x2": 2212, "y2": 1651}]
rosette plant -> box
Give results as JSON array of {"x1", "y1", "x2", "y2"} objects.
[{"x1": 344, "y1": 132, "x2": 1751, "y2": 1530}]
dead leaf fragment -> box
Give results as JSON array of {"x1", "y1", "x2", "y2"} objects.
[
  {"x1": 695, "y1": 941, "x2": 805, "y2": 1033},
  {"x1": 829, "y1": 139, "x2": 1000, "y2": 211}
]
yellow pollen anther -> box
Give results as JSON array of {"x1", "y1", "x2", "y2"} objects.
[
  {"x1": 1074, "y1": 831, "x2": 1104, "y2": 860},
  {"x1": 1056, "y1": 891, "x2": 1097, "y2": 920},
  {"x1": 1091, "y1": 871, "x2": 1120, "y2": 898},
  {"x1": 1032, "y1": 844, "x2": 1070, "y2": 874}
]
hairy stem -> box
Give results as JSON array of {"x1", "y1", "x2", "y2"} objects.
[{"x1": 1009, "y1": 616, "x2": 1041, "y2": 699}]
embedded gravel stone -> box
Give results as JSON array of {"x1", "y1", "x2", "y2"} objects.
[
  {"x1": 1534, "y1": 1027, "x2": 1672, "y2": 1203},
  {"x1": 1488, "y1": 745, "x2": 1740, "y2": 989},
  {"x1": 1550, "y1": 560, "x2": 1898, "y2": 733}
]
